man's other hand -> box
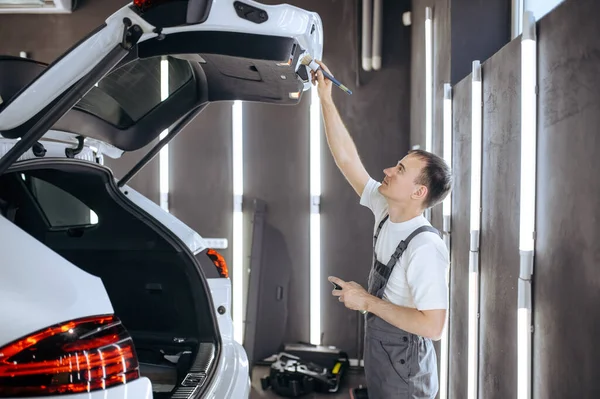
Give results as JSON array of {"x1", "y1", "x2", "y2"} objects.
[{"x1": 329, "y1": 276, "x2": 371, "y2": 312}]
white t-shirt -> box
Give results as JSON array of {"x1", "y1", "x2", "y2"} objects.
[{"x1": 360, "y1": 178, "x2": 449, "y2": 310}]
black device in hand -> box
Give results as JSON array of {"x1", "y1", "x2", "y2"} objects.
[{"x1": 331, "y1": 281, "x2": 342, "y2": 290}]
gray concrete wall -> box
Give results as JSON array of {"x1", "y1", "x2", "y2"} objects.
[
  {"x1": 241, "y1": 96, "x2": 311, "y2": 344},
  {"x1": 450, "y1": 0, "x2": 511, "y2": 84},
  {"x1": 169, "y1": 103, "x2": 234, "y2": 269}
]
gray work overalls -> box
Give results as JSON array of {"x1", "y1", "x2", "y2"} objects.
[{"x1": 363, "y1": 214, "x2": 440, "y2": 399}]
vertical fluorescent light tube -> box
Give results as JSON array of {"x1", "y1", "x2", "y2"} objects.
[
  {"x1": 232, "y1": 100, "x2": 244, "y2": 344},
  {"x1": 425, "y1": 7, "x2": 433, "y2": 153},
  {"x1": 159, "y1": 57, "x2": 170, "y2": 212},
  {"x1": 468, "y1": 60, "x2": 482, "y2": 399},
  {"x1": 361, "y1": 0, "x2": 372, "y2": 71},
  {"x1": 512, "y1": 0, "x2": 524, "y2": 39},
  {"x1": 309, "y1": 86, "x2": 322, "y2": 345},
  {"x1": 439, "y1": 82, "x2": 452, "y2": 399},
  {"x1": 518, "y1": 10, "x2": 536, "y2": 399},
  {"x1": 442, "y1": 83, "x2": 453, "y2": 242},
  {"x1": 371, "y1": 0, "x2": 383, "y2": 70},
  {"x1": 423, "y1": 7, "x2": 433, "y2": 222}
]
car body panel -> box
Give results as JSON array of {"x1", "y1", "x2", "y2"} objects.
[
  {"x1": 202, "y1": 278, "x2": 251, "y2": 398},
  {"x1": 5, "y1": 377, "x2": 154, "y2": 399},
  {"x1": 201, "y1": 339, "x2": 251, "y2": 398},
  {"x1": 0, "y1": 215, "x2": 114, "y2": 346}
]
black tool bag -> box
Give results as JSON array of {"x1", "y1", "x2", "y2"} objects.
[{"x1": 260, "y1": 343, "x2": 349, "y2": 397}]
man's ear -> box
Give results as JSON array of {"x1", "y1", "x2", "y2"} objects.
[{"x1": 412, "y1": 185, "x2": 428, "y2": 201}]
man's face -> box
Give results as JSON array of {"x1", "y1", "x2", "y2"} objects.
[{"x1": 378, "y1": 154, "x2": 428, "y2": 205}]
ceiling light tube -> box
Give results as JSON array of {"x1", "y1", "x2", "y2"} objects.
[
  {"x1": 232, "y1": 100, "x2": 244, "y2": 345},
  {"x1": 518, "y1": 10, "x2": 537, "y2": 399},
  {"x1": 468, "y1": 60, "x2": 482, "y2": 399},
  {"x1": 309, "y1": 86, "x2": 322, "y2": 345}
]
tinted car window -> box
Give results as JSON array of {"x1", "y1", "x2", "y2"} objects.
[
  {"x1": 25, "y1": 176, "x2": 98, "y2": 227},
  {"x1": 74, "y1": 56, "x2": 193, "y2": 129}
]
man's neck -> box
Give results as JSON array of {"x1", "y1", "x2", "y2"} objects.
[{"x1": 387, "y1": 201, "x2": 423, "y2": 223}]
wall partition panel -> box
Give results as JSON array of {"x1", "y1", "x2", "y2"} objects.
[
  {"x1": 448, "y1": 75, "x2": 471, "y2": 399},
  {"x1": 478, "y1": 38, "x2": 521, "y2": 399},
  {"x1": 535, "y1": 1, "x2": 600, "y2": 398}
]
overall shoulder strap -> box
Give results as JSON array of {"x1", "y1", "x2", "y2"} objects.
[
  {"x1": 373, "y1": 214, "x2": 389, "y2": 247},
  {"x1": 386, "y1": 225, "x2": 441, "y2": 268}
]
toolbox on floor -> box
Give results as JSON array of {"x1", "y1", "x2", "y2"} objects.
[{"x1": 260, "y1": 343, "x2": 349, "y2": 397}]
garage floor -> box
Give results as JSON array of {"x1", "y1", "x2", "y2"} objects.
[{"x1": 250, "y1": 366, "x2": 367, "y2": 398}]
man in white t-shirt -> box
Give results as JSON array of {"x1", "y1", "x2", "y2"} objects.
[{"x1": 311, "y1": 61, "x2": 452, "y2": 399}]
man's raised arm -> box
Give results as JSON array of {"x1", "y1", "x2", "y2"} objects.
[{"x1": 312, "y1": 61, "x2": 370, "y2": 197}]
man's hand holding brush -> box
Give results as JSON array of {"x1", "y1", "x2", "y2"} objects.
[
  {"x1": 310, "y1": 59, "x2": 334, "y2": 100},
  {"x1": 307, "y1": 57, "x2": 352, "y2": 95}
]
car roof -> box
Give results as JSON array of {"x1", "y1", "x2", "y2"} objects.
[{"x1": 0, "y1": 1, "x2": 323, "y2": 153}]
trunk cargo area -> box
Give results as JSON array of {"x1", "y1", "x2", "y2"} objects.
[{"x1": 0, "y1": 162, "x2": 220, "y2": 398}]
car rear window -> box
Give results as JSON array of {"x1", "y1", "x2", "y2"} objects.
[
  {"x1": 25, "y1": 175, "x2": 98, "y2": 227},
  {"x1": 74, "y1": 56, "x2": 193, "y2": 129}
]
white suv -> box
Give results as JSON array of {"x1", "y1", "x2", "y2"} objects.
[{"x1": 0, "y1": 1, "x2": 322, "y2": 398}]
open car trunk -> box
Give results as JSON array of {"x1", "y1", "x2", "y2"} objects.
[
  {"x1": 0, "y1": 0, "x2": 320, "y2": 158},
  {"x1": 0, "y1": 160, "x2": 220, "y2": 398}
]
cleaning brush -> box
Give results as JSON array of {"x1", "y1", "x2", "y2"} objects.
[{"x1": 300, "y1": 54, "x2": 353, "y2": 95}]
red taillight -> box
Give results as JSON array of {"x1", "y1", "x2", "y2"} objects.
[
  {"x1": 207, "y1": 249, "x2": 229, "y2": 278},
  {"x1": 133, "y1": 0, "x2": 174, "y2": 11},
  {"x1": 0, "y1": 315, "x2": 139, "y2": 397}
]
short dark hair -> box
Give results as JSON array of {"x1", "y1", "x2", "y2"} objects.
[{"x1": 408, "y1": 149, "x2": 452, "y2": 209}]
